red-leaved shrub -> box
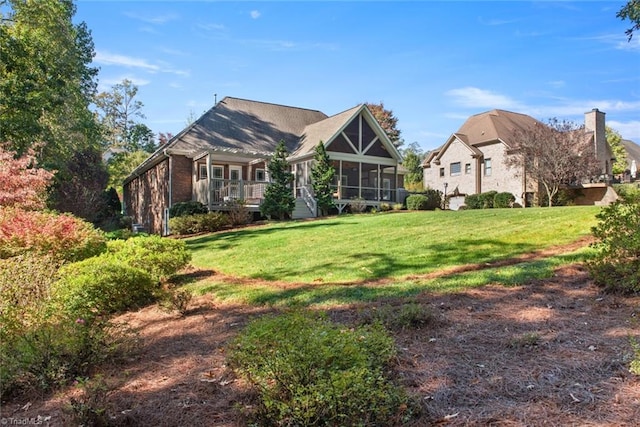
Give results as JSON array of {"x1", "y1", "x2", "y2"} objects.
[
  {"x1": 0, "y1": 208, "x2": 106, "y2": 262},
  {"x1": 0, "y1": 144, "x2": 54, "y2": 210}
]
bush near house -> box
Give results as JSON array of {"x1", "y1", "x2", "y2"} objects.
[
  {"x1": 169, "y1": 212, "x2": 230, "y2": 236},
  {"x1": 406, "y1": 189, "x2": 441, "y2": 210},
  {"x1": 494, "y1": 192, "x2": 516, "y2": 208},
  {"x1": 228, "y1": 310, "x2": 415, "y2": 426}
]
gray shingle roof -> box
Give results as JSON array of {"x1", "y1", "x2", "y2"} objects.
[
  {"x1": 167, "y1": 97, "x2": 329, "y2": 156},
  {"x1": 292, "y1": 105, "x2": 362, "y2": 158}
]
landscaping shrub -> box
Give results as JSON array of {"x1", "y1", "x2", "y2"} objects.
[
  {"x1": 169, "y1": 211, "x2": 229, "y2": 235},
  {"x1": 587, "y1": 199, "x2": 640, "y2": 294},
  {"x1": 0, "y1": 254, "x2": 133, "y2": 398},
  {"x1": 225, "y1": 199, "x2": 251, "y2": 226},
  {"x1": 169, "y1": 201, "x2": 208, "y2": 218},
  {"x1": 0, "y1": 208, "x2": 106, "y2": 262},
  {"x1": 349, "y1": 197, "x2": 367, "y2": 213},
  {"x1": 465, "y1": 191, "x2": 499, "y2": 209},
  {"x1": 228, "y1": 310, "x2": 414, "y2": 426},
  {"x1": 493, "y1": 192, "x2": 515, "y2": 208},
  {"x1": 405, "y1": 189, "x2": 441, "y2": 210},
  {"x1": 360, "y1": 302, "x2": 437, "y2": 330},
  {"x1": 53, "y1": 256, "x2": 156, "y2": 321},
  {"x1": 405, "y1": 194, "x2": 427, "y2": 210},
  {"x1": 613, "y1": 183, "x2": 640, "y2": 203},
  {"x1": 106, "y1": 234, "x2": 191, "y2": 281}
]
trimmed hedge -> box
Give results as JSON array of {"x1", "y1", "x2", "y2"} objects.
[
  {"x1": 169, "y1": 211, "x2": 230, "y2": 235},
  {"x1": 494, "y1": 192, "x2": 515, "y2": 208},
  {"x1": 406, "y1": 189, "x2": 441, "y2": 210}
]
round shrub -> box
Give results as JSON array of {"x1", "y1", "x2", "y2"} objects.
[
  {"x1": 53, "y1": 256, "x2": 156, "y2": 320},
  {"x1": 107, "y1": 235, "x2": 191, "y2": 282},
  {"x1": 493, "y1": 192, "x2": 515, "y2": 208},
  {"x1": 406, "y1": 194, "x2": 429, "y2": 210},
  {"x1": 0, "y1": 208, "x2": 106, "y2": 262},
  {"x1": 169, "y1": 201, "x2": 208, "y2": 218},
  {"x1": 228, "y1": 310, "x2": 414, "y2": 426}
]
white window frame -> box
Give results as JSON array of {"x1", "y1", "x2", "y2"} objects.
[
  {"x1": 484, "y1": 158, "x2": 492, "y2": 176},
  {"x1": 199, "y1": 164, "x2": 207, "y2": 180},
  {"x1": 211, "y1": 165, "x2": 223, "y2": 180},
  {"x1": 255, "y1": 168, "x2": 266, "y2": 181},
  {"x1": 450, "y1": 162, "x2": 461, "y2": 176},
  {"x1": 465, "y1": 163, "x2": 471, "y2": 174}
]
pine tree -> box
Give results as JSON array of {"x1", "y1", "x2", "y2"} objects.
[
  {"x1": 311, "y1": 142, "x2": 335, "y2": 216},
  {"x1": 260, "y1": 141, "x2": 295, "y2": 220}
]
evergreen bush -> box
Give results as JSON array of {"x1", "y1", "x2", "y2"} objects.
[
  {"x1": 106, "y1": 235, "x2": 191, "y2": 282},
  {"x1": 587, "y1": 199, "x2": 640, "y2": 294},
  {"x1": 493, "y1": 192, "x2": 515, "y2": 208},
  {"x1": 228, "y1": 310, "x2": 415, "y2": 426}
]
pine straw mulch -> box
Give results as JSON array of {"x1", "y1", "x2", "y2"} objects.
[{"x1": 2, "y1": 244, "x2": 640, "y2": 426}]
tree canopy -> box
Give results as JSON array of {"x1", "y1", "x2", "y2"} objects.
[
  {"x1": 606, "y1": 126, "x2": 628, "y2": 176},
  {"x1": 94, "y1": 79, "x2": 154, "y2": 152},
  {"x1": 505, "y1": 118, "x2": 602, "y2": 207},
  {"x1": 618, "y1": 0, "x2": 640, "y2": 40},
  {"x1": 0, "y1": 0, "x2": 100, "y2": 169},
  {"x1": 401, "y1": 142, "x2": 425, "y2": 191}
]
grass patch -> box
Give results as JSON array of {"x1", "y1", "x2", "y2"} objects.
[
  {"x1": 184, "y1": 247, "x2": 594, "y2": 307},
  {"x1": 186, "y1": 207, "x2": 599, "y2": 284}
]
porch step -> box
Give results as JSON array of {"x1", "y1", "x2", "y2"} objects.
[{"x1": 292, "y1": 198, "x2": 316, "y2": 219}]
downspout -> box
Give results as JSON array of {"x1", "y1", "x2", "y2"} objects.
[
  {"x1": 476, "y1": 157, "x2": 483, "y2": 195},
  {"x1": 165, "y1": 150, "x2": 172, "y2": 236}
]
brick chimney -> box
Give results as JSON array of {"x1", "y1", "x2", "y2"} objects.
[{"x1": 584, "y1": 108, "x2": 609, "y2": 175}]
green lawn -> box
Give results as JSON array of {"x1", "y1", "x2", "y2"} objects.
[{"x1": 184, "y1": 207, "x2": 600, "y2": 305}]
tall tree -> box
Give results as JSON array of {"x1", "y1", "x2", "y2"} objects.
[
  {"x1": 311, "y1": 142, "x2": 335, "y2": 216},
  {"x1": 365, "y1": 102, "x2": 404, "y2": 147},
  {"x1": 260, "y1": 140, "x2": 295, "y2": 220},
  {"x1": 618, "y1": 0, "x2": 640, "y2": 40},
  {"x1": 401, "y1": 142, "x2": 425, "y2": 191},
  {"x1": 94, "y1": 79, "x2": 147, "y2": 151},
  {"x1": 49, "y1": 146, "x2": 110, "y2": 223},
  {"x1": 505, "y1": 118, "x2": 602, "y2": 207},
  {"x1": 107, "y1": 150, "x2": 150, "y2": 196},
  {"x1": 0, "y1": 0, "x2": 100, "y2": 168},
  {"x1": 606, "y1": 126, "x2": 628, "y2": 176}
]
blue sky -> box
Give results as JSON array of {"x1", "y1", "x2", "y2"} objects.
[{"x1": 76, "y1": 1, "x2": 640, "y2": 151}]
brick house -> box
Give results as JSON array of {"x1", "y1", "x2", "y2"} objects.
[
  {"x1": 422, "y1": 108, "x2": 616, "y2": 208},
  {"x1": 123, "y1": 97, "x2": 405, "y2": 234}
]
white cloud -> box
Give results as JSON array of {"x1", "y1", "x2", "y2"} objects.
[
  {"x1": 250, "y1": 10, "x2": 261, "y2": 19},
  {"x1": 98, "y1": 76, "x2": 151, "y2": 91},
  {"x1": 445, "y1": 87, "x2": 523, "y2": 110},
  {"x1": 95, "y1": 51, "x2": 160, "y2": 72},
  {"x1": 123, "y1": 12, "x2": 179, "y2": 25},
  {"x1": 95, "y1": 50, "x2": 190, "y2": 77},
  {"x1": 607, "y1": 120, "x2": 640, "y2": 142}
]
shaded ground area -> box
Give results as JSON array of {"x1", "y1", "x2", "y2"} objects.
[{"x1": 2, "y1": 242, "x2": 639, "y2": 426}]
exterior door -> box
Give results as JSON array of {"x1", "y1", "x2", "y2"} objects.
[{"x1": 229, "y1": 166, "x2": 242, "y2": 199}]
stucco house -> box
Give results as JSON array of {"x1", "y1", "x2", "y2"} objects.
[
  {"x1": 422, "y1": 108, "x2": 616, "y2": 208},
  {"x1": 123, "y1": 97, "x2": 405, "y2": 234}
]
